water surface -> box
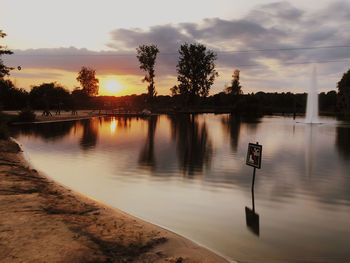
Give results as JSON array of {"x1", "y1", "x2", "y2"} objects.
[{"x1": 12, "y1": 115, "x2": 350, "y2": 263}]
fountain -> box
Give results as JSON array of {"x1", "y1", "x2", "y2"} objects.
[{"x1": 305, "y1": 66, "x2": 319, "y2": 123}]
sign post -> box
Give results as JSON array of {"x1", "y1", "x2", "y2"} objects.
[
  {"x1": 245, "y1": 142, "x2": 262, "y2": 236},
  {"x1": 246, "y1": 142, "x2": 262, "y2": 194}
]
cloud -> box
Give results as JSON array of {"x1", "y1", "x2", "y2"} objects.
[
  {"x1": 5, "y1": 47, "x2": 140, "y2": 75},
  {"x1": 12, "y1": 71, "x2": 64, "y2": 79},
  {"x1": 4, "y1": 1, "x2": 350, "y2": 93}
]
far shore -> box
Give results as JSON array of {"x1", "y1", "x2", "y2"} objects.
[
  {"x1": 0, "y1": 138, "x2": 232, "y2": 263},
  {"x1": 4, "y1": 110, "x2": 109, "y2": 124}
]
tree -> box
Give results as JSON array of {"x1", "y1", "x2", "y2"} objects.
[
  {"x1": 0, "y1": 30, "x2": 14, "y2": 78},
  {"x1": 0, "y1": 79, "x2": 28, "y2": 109},
  {"x1": 337, "y1": 69, "x2": 350, "y2": 112},
  {"x1": 226, "y1": 69, "x2": 242, "y2": 95},
  {"x1": 29, "y1": 82, "x2": 70, "y2": 109},
  {"x1": 136, "y1": 45, "x2": 159, "y2": 102},
  {"x1": 174, "y1": 43, "x2": 218, "y2": 104},
  {"x1": 76, "y1": 66, "x2": 99, "y2": 96}
]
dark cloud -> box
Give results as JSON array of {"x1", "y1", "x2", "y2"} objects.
[
  {"x1": 183, "y1": 18, "x2": 280, "y2": 42},
  {"x1": 108, "y1": 24, "x2": 192, "y2": 52},
  {"x1": 246, "y1": 1, "x2": 304, "y2": 24}
]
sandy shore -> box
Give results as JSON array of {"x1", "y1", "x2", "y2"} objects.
[{"x1": 0, "y1": 138, "x2": 231, "y2": 263}]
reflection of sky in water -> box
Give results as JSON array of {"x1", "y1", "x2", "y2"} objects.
[{"x1": 11, "y1": 115, "x2": 350, "y2": 263}]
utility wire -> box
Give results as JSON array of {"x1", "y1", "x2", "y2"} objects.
[
  {"x1": 11, "y1": 44, "x2": 350, "y2": 56},
  {"x1": 229, "y1": 59, "x2": 350, "y2": 68}
]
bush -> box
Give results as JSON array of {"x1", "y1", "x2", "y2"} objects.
[{"x1": 17, "y1": 108, "x2": 36, "y2": 122}]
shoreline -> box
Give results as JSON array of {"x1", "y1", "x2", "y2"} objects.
[
  {"x1": 4, "y1": 110, "x2": 110, "y2": 125},
  {"x1": 0, "y1": 138, "x2": 232, "y2": 263}
]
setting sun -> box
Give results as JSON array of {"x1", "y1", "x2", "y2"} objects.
[{"x1": 101, "y1": 78, "x2": 122, "y2": 95}]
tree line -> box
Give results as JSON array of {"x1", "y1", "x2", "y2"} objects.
[{"x1": 1, "y1": 29, "x2": 350, "y2": 116}]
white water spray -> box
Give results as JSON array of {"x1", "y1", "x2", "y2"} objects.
[{"x1": 305, "y1": 66, "x2": 319, "y2": 123}]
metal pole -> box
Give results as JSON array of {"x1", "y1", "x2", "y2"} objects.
[
  {"x1": 251, "y1": 167, "x2": 256, "y2": 192},
  {"x1": 252, "y1": 184, "x2": 255, "y2": 213},
  {"x1": 251, "y1": 167, "x2": 256, "y2": 212}
]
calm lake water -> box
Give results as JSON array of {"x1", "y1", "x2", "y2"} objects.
[{"x1": 11, "y1": 114, "x2": 350, "y2": 263}]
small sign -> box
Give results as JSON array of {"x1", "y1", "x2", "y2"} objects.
[{"x1": 246, "y1": 143, "x2": 262, "y2": 169}]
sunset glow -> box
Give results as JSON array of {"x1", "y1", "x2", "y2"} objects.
[
  {"x1": 100, "y1": 77, "x2": 124, "y2": 96},
  {"x1": 1, "y1": 0, "x2": 349, "y2": 94}
]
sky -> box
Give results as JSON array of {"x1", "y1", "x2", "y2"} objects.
[{"x1": 1, "y1": 0, "x2": 350, "y2": 96}]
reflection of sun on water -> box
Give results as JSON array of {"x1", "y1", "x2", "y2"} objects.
[{"x1": 110, "y1": 117, "x2": 116, "y2": 134}]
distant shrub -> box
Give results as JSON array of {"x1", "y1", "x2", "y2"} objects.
[{"x1": 17, "y1": 108, "x2": 36, "y2": 122}]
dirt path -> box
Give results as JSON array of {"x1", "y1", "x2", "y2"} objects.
[{"x1": 0, "y1": 139, "x2": 231, "y2": 263}]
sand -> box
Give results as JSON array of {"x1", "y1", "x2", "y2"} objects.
[{"x1": 0, "y1": 138, "x2": 231, "y2": 263}]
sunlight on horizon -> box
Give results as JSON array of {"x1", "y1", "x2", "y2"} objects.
[{"x1": 100, "y1": 77, "x2": 124, "y2": 96}]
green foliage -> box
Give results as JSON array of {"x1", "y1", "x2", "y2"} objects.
[
  {"x1": 16, "y1": 108, "x2": 36, "y2": 122},
  {"x1": 76, "y1": 67, "x2": 99, "y2": 96},
  {"x1": 136, "y1": 45, "x2": 159, "y2": 101},
  {"x1": 174, "y1": 43, "x2": 218, "y2": 103},
  {"x1": 337, "y1": 69, "x2": 350, "y2": 112},
  {"x1": 226, "y1": 69, "x2": 242, "y2": 95},
  {"x1": 0, "y1": 30, "x2": 14, "y2": 78}
]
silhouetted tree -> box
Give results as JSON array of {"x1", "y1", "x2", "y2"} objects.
[
  {"x1": 29, "y1": 82, "x2": 70, "y2": 109},
  {"x1": 0, "y1": 30, "x2": 14, "y2": 78},
  {"x1": 319, "y1": 90, "x2": 337, "y2": 113},
  {"x1": 136, "y1": 45, "x2": 159, "y2": 103},
  {"x1": 0, "y1": 79, "x2": 28, "y2": 109},
  {"x1": 173, "y1": 43, "x2": 218, "y2": 105},
  {"x1": 226, "y1": 69, "x2": 242, "y2": 95},
  {"x1": 337, "y1": 69, "x2": 350, "y2": 113},
  {"x1": 77, "y1": 66, "x2": 99, "y2": 96}
]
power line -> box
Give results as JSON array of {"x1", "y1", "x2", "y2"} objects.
[
  {"x1": 11, "y1": 44, "x2": 350, "y2": 56},
  {"x1": 216, "y1": 45, "x2": 350, "y2": 53},
  {"x1": 10, "y1": 58, "x2": 350, "y2": 70},
  {"x1": 228, "y1": 59, "x2": 350, "y2": 68}
]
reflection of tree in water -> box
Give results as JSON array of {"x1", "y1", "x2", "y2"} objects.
[
  {"x1": 117, "y1": 117, "x2": 133, "y2": 130},
  {"x1": 139, "y1": 116, "x2": 158, "y2": 169},
  {"x1": 101, "y1": 116, "x2": 134, "y2": 130},
  {"x1": 10, "y1": 121, "x2": 75, "y2": 141},
  {"x1": 221, "y1": 114, "x2": 241, "y2": 152},
  {"x1": 79, "y1": 119, "x2": 98, "y2": 150},
  {"x1": 335, "y1": 126, "x2": 350, "y2": 159},
  {"x1": 169, "y1": 114, "x2": 212, "y2": 176}
]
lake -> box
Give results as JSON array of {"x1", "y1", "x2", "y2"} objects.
[{"x1": 11, "y1": 114, "x2": 350, "y2": 263}]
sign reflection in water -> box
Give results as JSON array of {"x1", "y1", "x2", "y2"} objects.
[
  {"x1": 245, "y1": 185, "x2": 260, "y2": 236},
  {"x1": 11, "y1": 115, "x2": 350, "y2": 263}
]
